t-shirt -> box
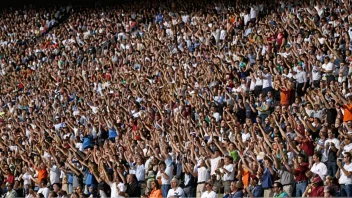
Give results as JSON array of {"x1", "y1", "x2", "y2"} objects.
[
  {"x1": 49, "y1": 165, "x2": 61, "y2": 185},
  {"x1": 343, "y1": 103, "x2": 352, "y2": 122},
  {"x1": 37, "y1": 187, "x2": 50, "y2": 198},
  {"x1": 108, "y1": 181, "x2": 126, "y2": 198},
  {"x1": 37, "y1": 168, "x2": 48, "y2": 183},
  {"x1": 201, "y1": 190, "x2": 217, "y2": 198},
  {"x1": 339, "y1": 162, "x2": 352, "y2": 184},
  {"x1": 167, "y1": 187, "x2": 185, "y2": 198}
]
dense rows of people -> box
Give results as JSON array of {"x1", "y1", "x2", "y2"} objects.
[{"x1": 0, "y1": 0, "x2": 352, "y2": 197}]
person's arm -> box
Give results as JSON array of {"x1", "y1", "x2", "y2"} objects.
[{"x1": 337, "y1": 160, "x2": 352, "y2": 177}]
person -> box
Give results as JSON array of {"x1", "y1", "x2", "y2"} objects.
[
  {"x1": 4, "y1": 182, "x2": 18, "y2": 198},
  {"x1": 200, "y1": 181, "x2": 217, "y2": 198},
  {"x1": 273, "y1": 182, "x2": 288, "y2": 198},
  {"x1": 192, "y1": 159, "x2": 209, "y2": 198},
  {"x1": 37, "y1": 179, "x2": 50, "y2": 198},
  {"x1": 157, "y1": 161, "x2": 173, "y2": 198},
  {"x1": 244, "y1": 176, "x2": 263, "y2": 198},
  {"x1": 124, "y1": 174, "x2": 140, "y2": 198},
  {"x1": 310, "y1": 151, "x2": 328, "y2": 181},
  {"x1": 302, "y1": 176, "x2": 324, "y2": 197},
  {"x1": 293, "y1": 154, "x2": 309, "y2": 197},
  {"x1": 166, "y1": 178, "x2": 185, "y2": 198},
  {"x1": 260, "y1": 157, "x2": 275, "y2": 198},
  {"x1": 337, "y1": 152, "x2": 352, "y2": 197},
  {"x1": 149, "y1": 179, "x2": 162, "y2": 198},
  {"x1": 224, "y1": 181, "x2": 244, "y2": 198}
]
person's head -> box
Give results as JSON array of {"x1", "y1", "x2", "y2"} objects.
[
  {"x1": 205, "y1": 181, "x2": 213, "y2": 192},
  {"x1": 324, "y1": 185, "x2": 334, "y2": 197},
  {"x1": 53, "y1": 183, "x2": 61, "y2": 192},
  {"x1": 344, "y1": 135, "x2": 352, "y2": 145},
  {"x1": 273, "y1": 182, "x2": 283, "y2": 194},
  {"x1": 6, "y1": 182, "x2": 13, "y2": 191},
  {"x1": 151, "y1": 179, "x2": 160, "y2": 190},
  {"x1": 230, "y1": 181, "x2": 237, "y2": 193},
  {"x1": 171, "y1": 178, "x2": 179, "y2": 189},
  {"x1": 325, "y1": 176, "x2": 334, "y2": 185},
  {"x1": 344, "y1": 152, "x2": 352, "y2": 164},
  {"x1": 88, "y1": 185, "x2": 96, "y2": 193},
  {"x1": 40, "y1": 179, "x2": 48, "y2": 188},
  {"x1": 158, "y1": 161, "x2": 166, "y2": 170},
  {"x1": 224, "y1": 156, "x2": 233, "y2": 165},
  {"x1": 48, "y1": 191, "x2": 58, "y2": 198},
  {"x1": 327, "y1": 129, "x2": 335, "y2": 139},
  {"x1": 313, "y1": 151, "x2": 322, "y2": 163},
  {"x1": 250, "y1": 176, "x2": 259, "y2": 186},
  {"x1": 264, "y1": 156, "x2": 272, "y2": 167},
  {"x1": 297, "y1": 153, "x2": 306, "y2": 163},
  {"x1": 127, "y1": 174, "x2": 136, "y2": 184},
  {"x1": 74, "y1": 185, "x2": 83, "y2": 194},
  {"x1": 312, "y1": 176, "x2": 323, "y2": 186}
]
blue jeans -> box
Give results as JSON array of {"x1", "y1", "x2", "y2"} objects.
[
  {"x1": 296, "y1": 181, "x2": 308, "y2": 197},
  {"x1": 161, "y1": 184, "x2": 171, "y2": 197},
  {"x1": 327, "y1": 161, "x2": 338, "y2": 177},
  {"x1": 340, "y1": 184, "x2": 352, "y2": 197}
]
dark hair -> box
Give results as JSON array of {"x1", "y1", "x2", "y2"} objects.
[
  {"x1": 313, "y1": 151, "x2": 322, "y2": 161},
  {"x1": 151, "y1": 179, "x2": 160, "y2": 189},
  {"x1": 345, "y1": 152, "x2": 352, "y2": 160},
  {"x1": 274, "y1": 182, "x2": 283, "y2": 190},
  {"x1": 40, "y1": 179, "x2": 48, "y2": 186}
]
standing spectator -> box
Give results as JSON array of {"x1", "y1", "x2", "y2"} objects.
[
  {"x1": 325, "y1": 129, "x2": 340, "y2": 177},
  {"x1": 260, "y1": 157, "x2": 275, "y2": 198},
  {"x1": 310, "y1": 151, "x2": 328, "y2": 181},
  {"x1": 293, "y1": 154, "x2": 309, "y2": 197},
  {"x1": 157, "y1": 161, "x2": 173, "y2": 197},
  {"x1": 337, "y1": 152, "x2": 352, "y2": 197}
]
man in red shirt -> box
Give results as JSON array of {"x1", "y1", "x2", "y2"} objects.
[{"x1": 293, "y1": 154, "x2": 309, "y2": 197}]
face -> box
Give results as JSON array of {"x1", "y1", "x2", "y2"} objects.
[
  {"x1": 230, "y1": 182, "x2": 236, "y2": 192},
  {"x1": 53, "y1": 184, "x2": 60, "y2": 192},
  {"x1": 205, "y1": 183, "x2": 212, "y2": 191},
  {"x1": 273, "y1": 184, "x2": 280, "y2": 193},
  {"x1": 343, "y1": 154, "x2": 351, "y2": 163},
  {"x1": 171, "y1": 180, "x2": 178, "y2": 188}
]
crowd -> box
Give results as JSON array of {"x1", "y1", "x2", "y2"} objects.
[{"x1": 0, "y1": 0, "x2": 352, "y2": 197}]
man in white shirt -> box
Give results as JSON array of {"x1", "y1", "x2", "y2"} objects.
[
  {"x1": 322, "y1": 56, "x2": 335, "y2": 83},
  {"x1": 194, "y1": 159, "x2": 210, "y2": 198},
  {"x1": 4, "y1": 183, "x2": 17, "y2": 198},
  {"x1": 37, "y1": 179, "x2": 50, "y2": 198},
  {"x1": 201, "y1": 181, "x2": 217, "y2": 198},
  {"x1": 261, "y1": 68, "x2": 272, "y2": 96},
  {"x1": 337, "y1": 152, "x2": 352, "y2": 196},
  {"x1": 325, "y1": 130, "x2": 340, "y2": 177},
  {"x1": 219, "y1": 156, "x2": 234, "y2": 194},
  {"x1": 310, "y1": 152, "x2": 328, "y2": 181},
  {"x1": 295, "y1": 65, "x2": 307, "y2": 97},
  {"x1": 157, "y1": 159, "x2": 174, "y2": 197}
]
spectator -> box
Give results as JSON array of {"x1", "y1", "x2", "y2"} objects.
[
  {"x1": 337, "y1": 152, "x2": 352, "y2": 197},
  {"x1": 272, "y1": 182, "x2": 288, "y2": 198}
]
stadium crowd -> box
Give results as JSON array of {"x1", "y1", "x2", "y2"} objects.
[{"x1": 1, "y1": 0, "x2": 352, "y2": 197}]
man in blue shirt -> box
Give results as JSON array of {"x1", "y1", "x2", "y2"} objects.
[
  {"x1": 245, "y1": 176, "x2": 263, "y2": 197},
  {"x1": 261, "y1": 157, "x2": 275, "y2": 197}
]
